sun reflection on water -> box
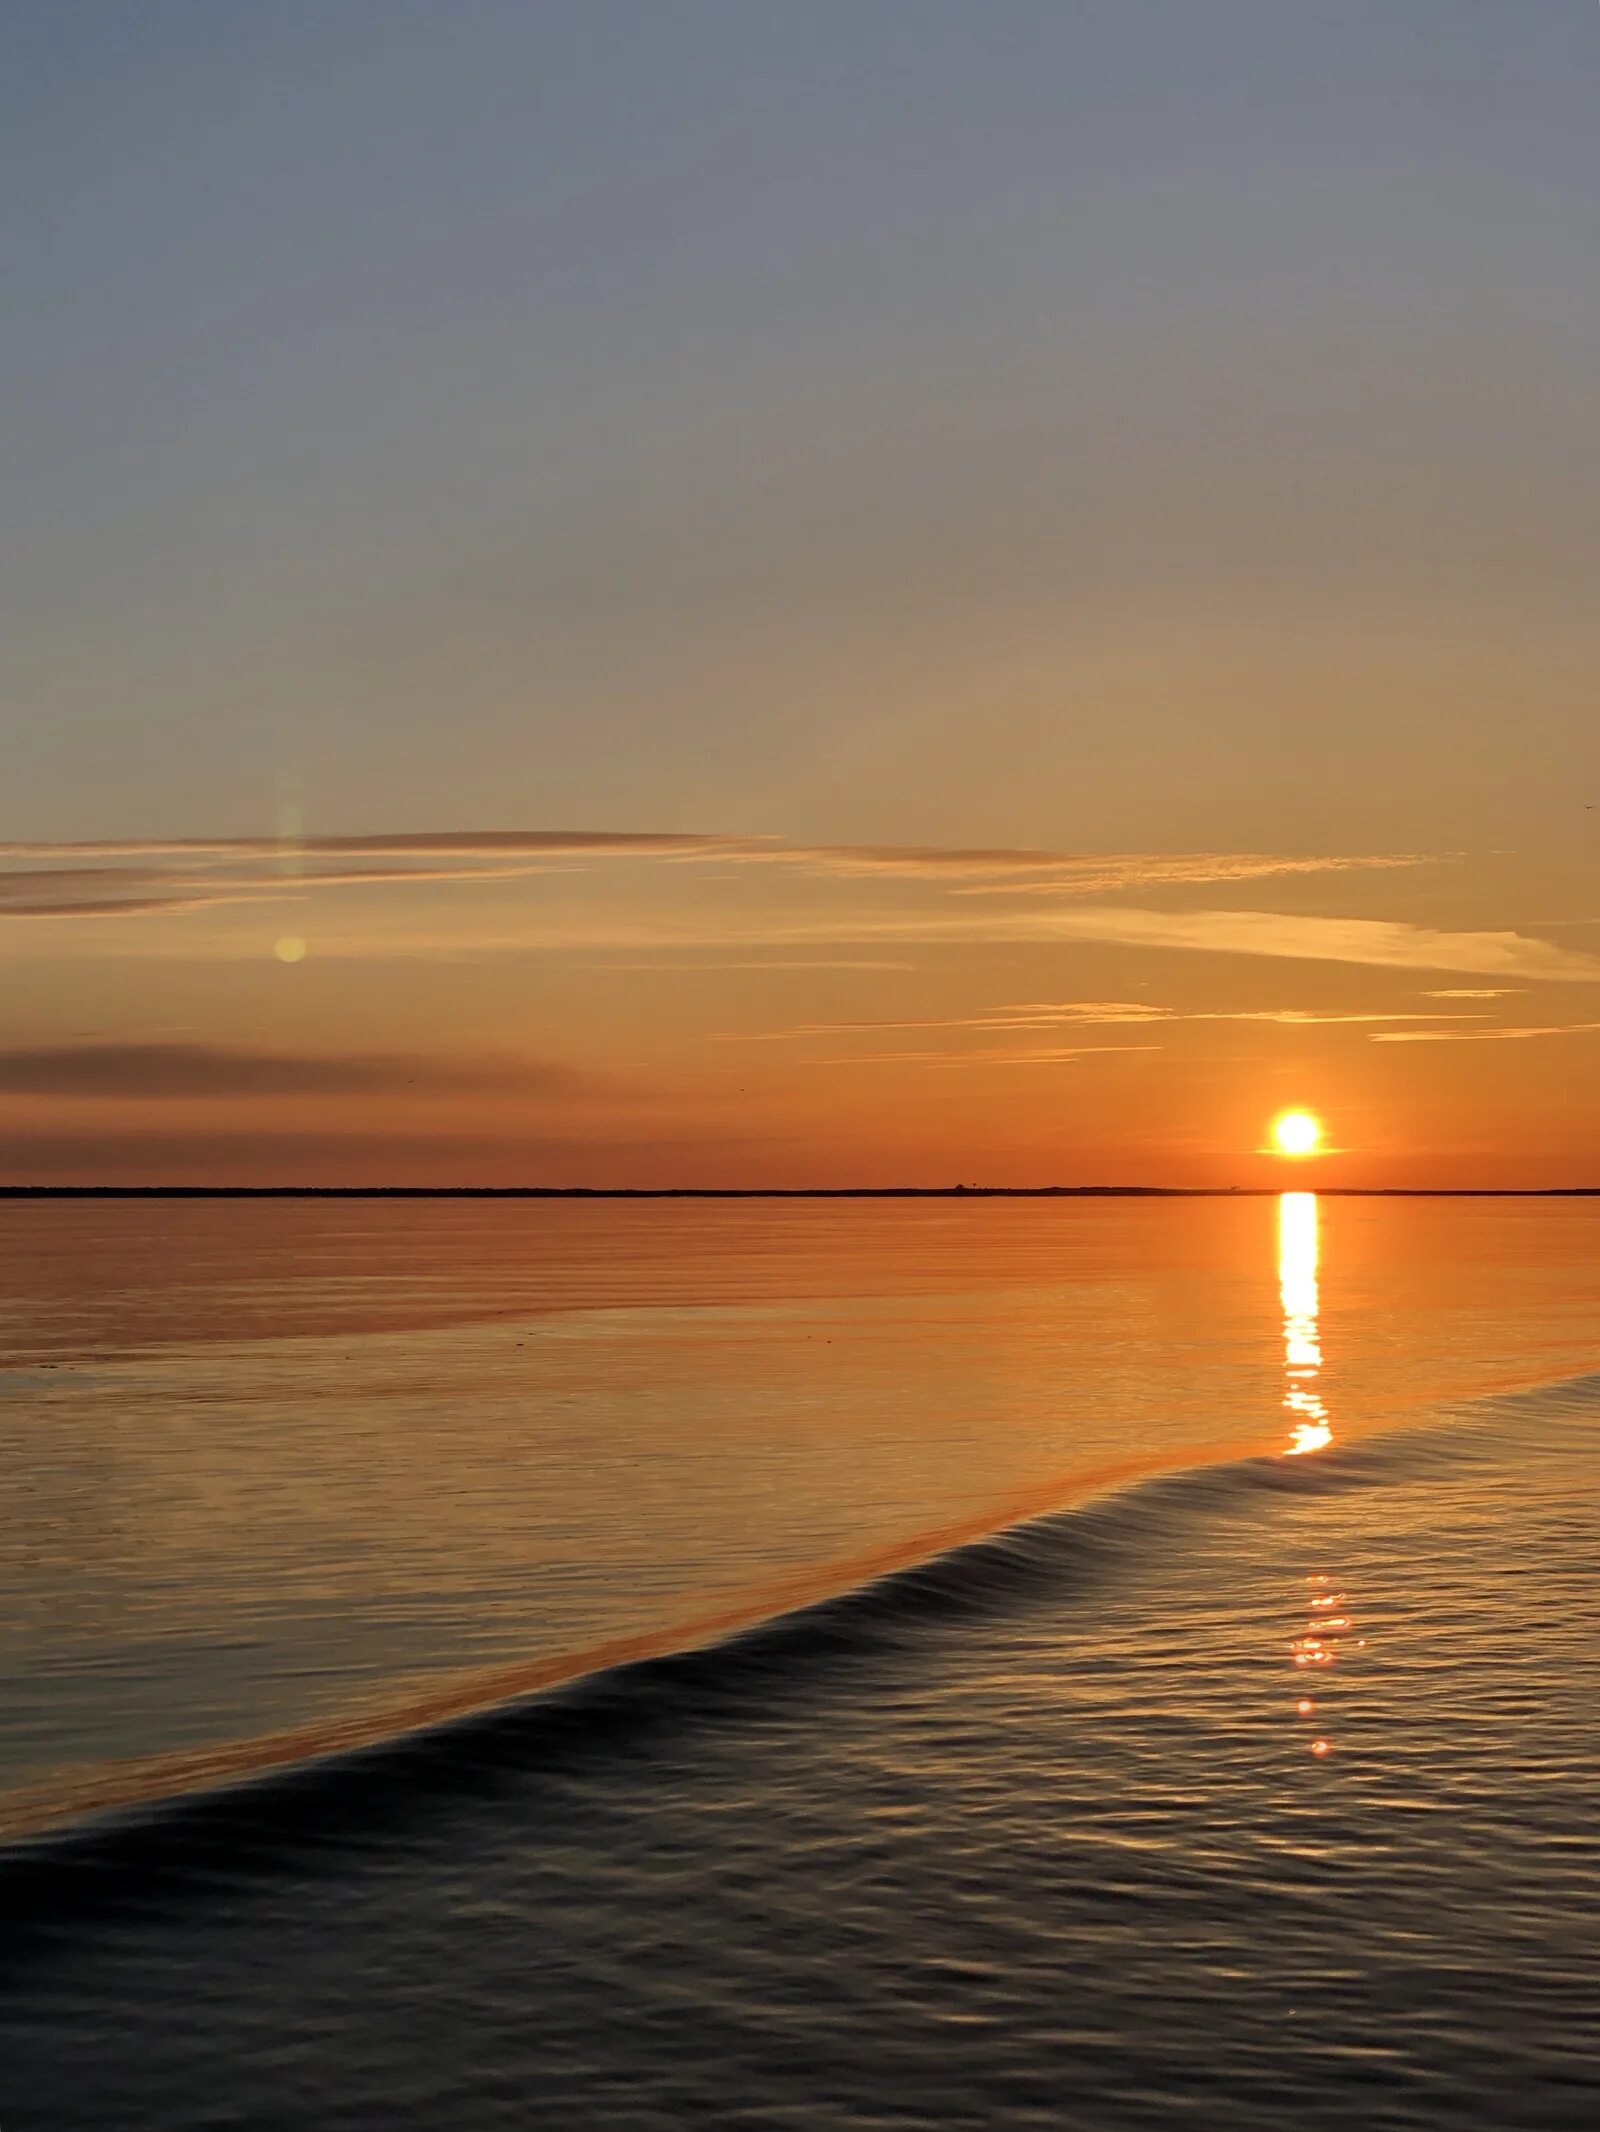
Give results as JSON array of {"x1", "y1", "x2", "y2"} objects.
[
  {"x1": 1279, "y1": 1191, "x2": 1332, "y2": 1456},
  {"x1": 1277, "y1": 1191, "x2": 1366, "y2": 1754}
]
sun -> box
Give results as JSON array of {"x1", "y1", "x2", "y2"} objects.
[{"x1": 1271, "y1": 1109, "x2": 1323, "y2": 1158}]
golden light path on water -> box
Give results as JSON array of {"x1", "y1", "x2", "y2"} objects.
[
  {"x1": 1280, "y1": 1192, "x2": 1332, "y2": 1458},
  {"x1": 1279, "y1": 1190, "x2": 1366, "y2": 1754}
]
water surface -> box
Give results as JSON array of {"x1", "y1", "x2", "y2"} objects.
[{"x1": 1, "y1": 1196, "x2": 1595, "y2": 2128}]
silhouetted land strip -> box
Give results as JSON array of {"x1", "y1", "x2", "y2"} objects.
[{"x1": 3, "y1": 1186, "x2": 1597, "y2": 1200}]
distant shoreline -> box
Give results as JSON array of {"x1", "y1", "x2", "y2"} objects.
[{"x1": 2, "y1": 1185, "x2": 1597, "y2": 1200}]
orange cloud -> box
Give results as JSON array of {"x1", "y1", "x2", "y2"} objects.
[
  {"x1": 0, "y1": 831, "x2": 1427, "y2": 920},
  {"x1": 1371, "y1": 1023, "x2": 1600, "y2": 1044},
  {"x1": 718, "y1": 1001, "x2": 1481, "y2": 1044},
  {"x1": 808, "y1": 1044, "x2": 1162, "y2": 1068},
  {"x1": 0, "y1": 1042, "x2": 619, "y2": 1100}
]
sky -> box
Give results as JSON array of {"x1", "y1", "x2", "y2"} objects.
[{"x1": 2, "y1": 1, "x2": 1597, "y2": 1187}]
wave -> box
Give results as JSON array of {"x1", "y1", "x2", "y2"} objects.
[{"x1": 4, "y1": 1366, "x2": 1595, "y2": 1938}]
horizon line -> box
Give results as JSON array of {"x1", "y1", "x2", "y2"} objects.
[{"x1": 2, "y1": 1185, "x2": 1598, "y2": 1201}]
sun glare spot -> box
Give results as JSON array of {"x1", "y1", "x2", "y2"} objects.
[
  {"x1": 275, "y1": 936, "x2": 308, "y2": 965},
  {"x1": 1271, "y1": 1109, "x2": 1322, "y2": 1157}
]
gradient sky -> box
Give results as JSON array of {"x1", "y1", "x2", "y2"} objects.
[{"x1": 3, "y1": 1, "x2": 1597, "y2": 1185}]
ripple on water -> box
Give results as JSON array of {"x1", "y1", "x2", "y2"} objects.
[{"x1": 2, "y1": 1380, "x2": 1597, "y2": 2130}]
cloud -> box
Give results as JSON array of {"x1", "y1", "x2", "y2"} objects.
[
  {"x1": 349, "y1": 900, "x2": 1600, "y2": 984},
  {"x1": 910, "y1": 908, "x2": 1600, "y2": 983},
  {"x1": 721, "y1": 1003, "x2": 1166, "y2": 1041},
  {"x1": 1220, "y1": 1008, "x2": 1476, "y2": 1024},
  {"x1": 0, "y1": 1129, "x2": 770, "y2": 1185},
  {"x1": 718, "y1": 1001, "x2": 1482, "y2": 1044},
  {"x1": 1421, "y1": 987, "x2": 1522, "y2": 999},
  {"x1": 0, "y1": 866, "x2": 177, "y2": 893},
  {"x1": 0, "y1": 833, "x2": 756, "y2": 920},
  {"x1": 0, "y1": 840, "x2": 738, "y2": 916},
  {"x1": 0, "y1": 1042, "x2": 609, "y2": 1101},
  {"x1": 584, "y1": 958, "x2": 919, "y2": 972},
  {"x1": 809, "y1": 1044, "x2": 1161, "y2": 1068},
  {"x1": 0, "y1": 832, "x2": 751, "y2": 860},
  {"x1": 10, "y1": 834, "x2": 1586, "y2": 987},
  {"x1": 0, "y1": 895, "x2": 260, "y2": 920},
  {"x1": 733, "y1": 846, "x2": 1426, "y2": 890},
  {"x1": 949, "y1": 854, "x2": 1428, "y2": 896},
  {"x1": 0, "y1": 864, "x2": 284, "y2": 919},
  {"x1": 0, "y1": 870, "x2": 599, "y2": 919},
  {"x1": 89, "y1": 898, "x2": 1587, "y2": 984},
  {"x1": 0, "y1": 830, "x2": 1427, "y2": 921},
  {"x1": 1371, "y1": 1023, "x2": 1600, "y2": 1045}
]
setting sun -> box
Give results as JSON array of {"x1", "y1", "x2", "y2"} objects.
[{"x1": 1271, "y1": 1109, "x2": 1323, "y2": 1158}]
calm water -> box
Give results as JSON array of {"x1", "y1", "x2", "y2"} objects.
[{"x1": 1, "y1": 1196, "x2": 1596, "y2": 2129}]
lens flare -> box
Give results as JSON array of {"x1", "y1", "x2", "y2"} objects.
[{"x1": 1271, "y1": 1109, "x2": 1322, "y2": 1157}]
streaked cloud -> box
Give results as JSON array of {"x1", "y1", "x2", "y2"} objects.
[
  {"x1": 1421, "y1": 987, "x2": 1523, "y2": 999},
  {"x1": 1371, "y1": 1023, "x2": 1600, "y2": 1045},
  {"x1": 721, "y1": 1003, "x2": 1166, "y2": 1041},
  {"x1": 0, "y1": 894, "x2": 257, "y2": 920},
  {"x1": 0, "y1": 1129, "x2": 770, "y2": 1184},
  {"x1": 810, "y1": 1044, "x2": 1162, "y2": 1068},
  {"x1": 0, "y1": 864, "x2": 280, "y2": 920},
  {"x1": 910, "y1": 908, "x2": 1600, "y2": 983},
  {"x1": 1219, "y1": 1008, "x2": 1471, "y2": 1024},
  {"x1": 949, "y1": 854, "x2": 1428, "y2": 896},
  {"x1": 719, "y1": 1002, "x2": 1482, "y2": 1045},
  {"x1": 0, "y1": 830, "x2": 1427, "y2": 920},
  {"x1": 0, "y1": 855, "x2": 655, "y2": 919},
  {"x1": 581, "y1": 958, "x2": 918, "y2": 973},
  {"x1": 6, "y1": 833, "x2": 1590, "y2": 991},
  {"x1": 739, "y1": 847, "x2": 1425, "y2": 890},
  {"x1": 0, "y1": 1042, "x2": 611, "y2": 1101},
  {"x1": 37, "y1": 896, "x2": 1585, "y2": 989},
  {"x1": 0, "y1": 831, "x2": 750, "y2": 860}
]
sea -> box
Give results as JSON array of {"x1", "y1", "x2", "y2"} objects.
[{"x1": 0, "y1": 1192, "x2": 1595, "y2": 2130}]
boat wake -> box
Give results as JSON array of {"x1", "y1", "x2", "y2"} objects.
[{"x1": 3, "y1": 1366, "x2": 1595, "y2": 1933}]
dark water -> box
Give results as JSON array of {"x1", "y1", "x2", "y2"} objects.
[{"x1": 1, "y1": 1198, "x2": 1595, "y2": 2128}]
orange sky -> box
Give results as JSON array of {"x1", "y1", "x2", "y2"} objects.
[
  {"x1": 3, "y1": 8, "x2": 1596, "y2": 1185},
  {"x1": 2, "y1": 831, "x2": 1597, "y2": 1185}
]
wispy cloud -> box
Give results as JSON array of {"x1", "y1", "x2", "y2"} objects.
[
  {"x1": 0, "y1": 855, "x2": 668, "y2": 919},
  {"x1": 1371, "y1": 1023, "x2": 1600, "y2": 1045},
  {"x1": 736, "y1": 846, "x2": 1425, "y2": 890},
  {"x1": 899, "y1": 908, "x2": 1600, "y2": 983},
  {"x1": 1422, "y1": 987, "x2": 1523, "y2": 1000},
  {"x1": 8, "y1": 833, "x2": 1588, "y2": 988},
  {"x1": 0, "y1": 1042, "x2": 613, "y2": 1100},
  {"x1": 809, "y1": 1044, "x2": 1162, "y2": 1068},
  {"x1": 950, "y1": 854, "x2": 1428, "y2": 896},
  {"x1": 721, "y1": 1003, "x2": 1166, "y2": 1041},
  {"x1": 0, "y1": 894, "x2": 259, "y2": 920},
  {"x1": 0, "y1": 833, "x2": 751, "y2": 920},
  {"x1": 0, "y1": 829, "x2": 1427, "y2": 921},
  {"x1": 0, "y1": 864, "x2": 280, "y2": 920},
  {"x1": 0, "y1": 1129, "x2": 768, "y2": 1184},
  {"x1": 582, "y1": 958, "x2": 918, "y2": 972},
  {"x1": 337, "y1": 899, "x2": 1600, "y2": 984},
  {"x1": 718, "y1": 1001, "x2": 1482, "y2": 1044},
  {"x1": 0, "y1": 831, "x2": 749, "y2": 860}
]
